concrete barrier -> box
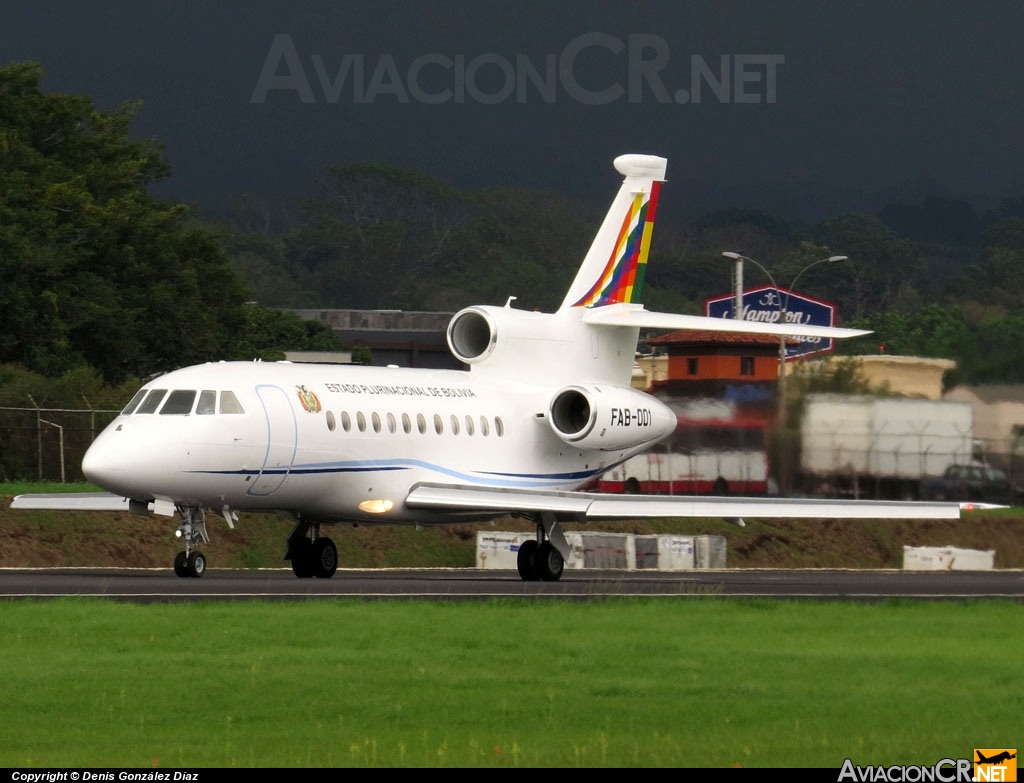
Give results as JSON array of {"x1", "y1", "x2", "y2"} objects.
[
  {"x1": 902, "y1": 545, "x2": 995, "y2": 570},
  {"x1": 477, "y1": 531, "x2": 726, "y2": 570}
]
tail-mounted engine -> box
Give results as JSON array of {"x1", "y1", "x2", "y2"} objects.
[
  {"x1": 446, "y1": 303, "x2": 641, "y2": 388},
  {"x1": 447, "y1": 306, "x2": 499, "y2": 365},
  {"x1": 447, "y1": 305, "x2": 576, "y2": 376},
  {"x1": 548, "y1": 385, "x2": 676, "y2": 452}
]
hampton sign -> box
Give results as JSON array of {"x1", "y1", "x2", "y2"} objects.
[{"x1": 704, "y1": 285, "x2": 837, "y2": 361}]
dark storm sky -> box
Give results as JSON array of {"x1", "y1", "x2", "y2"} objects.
[{"x1": 4, "y1": 1, "x2": 1023, "y2": 220}]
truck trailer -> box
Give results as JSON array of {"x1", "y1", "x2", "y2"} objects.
[{"x1": 799, "y1": 394, "x2": 974, "y2": 499}]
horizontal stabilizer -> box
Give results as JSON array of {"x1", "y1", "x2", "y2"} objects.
[
  {"x1": 406, "y1": 483, "x2": 963, "y2": 520},
  {"x1": 581, "y1": 303, "x2": 870, "y2": 340},
  {"x1": 10, "y1": 492, "x2": 141, "y2": 512}
]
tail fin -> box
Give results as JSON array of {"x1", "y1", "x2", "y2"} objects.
[
  {"x1": 559, "y1": 154, "x2": 667, "y2": 312},
  {"x1": 561, "y1": 153, "x2": 871, "y2": 345}
]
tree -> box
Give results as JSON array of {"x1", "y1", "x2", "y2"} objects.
[
  {"x1": 877, "y1": 197, "x2": 982, "y2": 245},
  {"x1": 228, "y1": 306, "x2": 345, "y2": 362},
  {"x1": 811, "y1": 215, "x2": 924, "y2": 320},
  {"x1": 0, "y1": 62, "x2": 251, "y2": 383}
]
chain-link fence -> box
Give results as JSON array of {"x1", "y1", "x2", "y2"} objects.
[{"x1": 0, "y1": 406, "x2": 120, "y2": 482}]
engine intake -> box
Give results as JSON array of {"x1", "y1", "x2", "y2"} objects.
[{"x1": 447, "y1": 307, "x2": 496, "y2": 364}]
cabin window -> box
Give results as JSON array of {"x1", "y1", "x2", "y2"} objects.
[
  {"x1": 450, "y1": 414, "x2": 460, "y2": 435},
  {"x1": 433, "y1": 414, "x2": 444, "y2": 434},
  {"x1": 495, "y1": 416, "x2": 505, "y2": 437},
  {"x1": 197, "y1": 390, "x2": 217, "y2": 415},
  {"x1": 687, "y1": 357, "x2": 699, "y2": 375},
  {"x1": 372, "y1": 412, "x2": 382, "y2": 433},
  {"x1": 479, "y1": 416, "x2": 490, "y2": 436},
  {"x1": 220, "y1": 391, "x2": 245, "y2": 414},
  {"x1": 465, "y1": 415, "x2": 475, "y2": 436},
  {"x1": 325, "y1": 410, "x2": 336, "y2": 431},
  {"x1": 160, "y1": 390, "x2": 197, "y2": 415},
  {"x1": 121, "y1": 389, "x2": 148, "y2": 415},
  {"x1": 386, "y1": 412, "x2": 397, "y2": 433},
  {"x1": 356, "y1": 412, "x2": 367, "y2": 432},
  {"x1": 417, "y1": 413, "x2": 427, "y2": 434},
  {"x1": 136, "y1": 390, "x2": 168, "y2": 414},
  {"x1": 739, "y1": 356, "x2": 755, "y2": 376},
  {"x1": 340, "y1": 411, "x2": 352, "y2": 432},
  {"x1": 402, "y1": 413, "x2": 412, "y2": 434}
]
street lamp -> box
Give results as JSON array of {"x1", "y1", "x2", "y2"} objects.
[
  {"x1": 721, "y1": 251, "x2": 848, "y2": 495},
  {"x1": 722, "y1": 252, "x2": 847, "y2": 404}
]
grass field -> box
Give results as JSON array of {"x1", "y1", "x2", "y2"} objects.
[{"x1": 0, "y1": 598, "x2": 1017, "y2": 768}]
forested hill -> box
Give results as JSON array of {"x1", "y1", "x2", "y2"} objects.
[
  {"x1": 214, "y1": 161, "x2": 1024, "y2": 388},
  {"x1": 4, "y1": 58, "x2": 1024, "y2": 405}
]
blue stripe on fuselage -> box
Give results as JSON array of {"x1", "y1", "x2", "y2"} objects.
[{"x1": 188, "y1": 457, "x2": 608, "y2": 488}]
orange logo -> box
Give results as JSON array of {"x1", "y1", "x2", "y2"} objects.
[{"x1": 974, "y1": 749, "x2": 1017, "y2": 782}]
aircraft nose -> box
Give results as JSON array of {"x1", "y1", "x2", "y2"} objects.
[
  {"x1": 81, "y1": 440, "x2": 121, "y2": 489},
  {"x1": 81, "y1": 423, "x2": 150, "y2": 493}
]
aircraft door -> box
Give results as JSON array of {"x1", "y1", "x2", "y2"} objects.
[{"x1": 249, "y1": 384, "x2": 297, "y2": 496}]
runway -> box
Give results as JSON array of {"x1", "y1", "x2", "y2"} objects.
[{"x1": 0, "y1": 567, "x2": 1022, "y2": 601}]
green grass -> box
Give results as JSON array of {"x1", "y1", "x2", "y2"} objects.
[
  {"x1": 0, "y1": 599, "x2": 1017, "y2": 768},
  {"x1": 0, "y1": 481, "x2": 103, "y2": 494}
]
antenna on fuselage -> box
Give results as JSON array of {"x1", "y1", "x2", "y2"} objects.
[{"x1": 504, "y1": 296, "x2": 517, "y2": 308}]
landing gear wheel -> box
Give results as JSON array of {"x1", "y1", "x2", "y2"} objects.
[
  {"x1": 311, "y1": 538, "x2": 338, "y2": 579},
  {"x1": 535, "y1": 541, "x2": 564, "y2": 582},
  {"x1": 517, "y1": 539, "x2": 540, "y2": 581},
  {"x1": 186, "y1": 551, "x2": 207, "y2": 578},
  {"x1": 173, "y1": 551, "x2": 189, "y2": 578},
  {"x1": 289, "y1": 539, "x2": 314, "y2": 578}
]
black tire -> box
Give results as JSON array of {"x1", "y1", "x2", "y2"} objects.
[
  {"x1": 311, "y1": 537, "x2": 338, "y2": 579},
  {"x1": 517, "y1": 539, "x2": 540, "y2": 581},
  {"x1": 289, "y1": 538, "x2": 314, "y2": 578},
  {"x1": 624, "y1": 477, "x2": 641, "y2": 494},
  {"x1": 173, "y1": 551, "x2": 189, "y2": 578},
  {"x1": 535, "y1": 541, "x2": 565, "y2": 582},
  {"x1": 187, "y1": 551, "x2": 206, "y2": 578}
]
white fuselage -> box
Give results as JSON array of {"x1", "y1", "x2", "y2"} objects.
[{"x1": 82, "y1": 359, "x2": 675, "y2": 524}]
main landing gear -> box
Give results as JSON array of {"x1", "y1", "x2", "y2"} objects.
[
  {"x1": 286, "y1": 520, "x2": 338, "y2": 579},
  {"x1": 173, "y1": 505, "x2": 210, "y2": 578},
  {"x1": 167, "y1": 506, "x2": 338, "y2": 579},
  {"x1": 516, "y1": 512, "x2": 569, "y2": 582}
]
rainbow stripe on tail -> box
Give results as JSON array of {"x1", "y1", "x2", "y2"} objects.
[{"x1": 560, "y1": 155, "x2": 666, "y2": 312}]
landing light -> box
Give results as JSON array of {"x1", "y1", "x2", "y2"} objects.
[{"x1": 359, "y1": 499, "x2": 394, "y2": 514}]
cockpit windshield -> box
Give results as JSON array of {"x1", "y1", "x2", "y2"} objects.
[{"x1": 121, "y1": 388, "x2": 246, "y2": 415}]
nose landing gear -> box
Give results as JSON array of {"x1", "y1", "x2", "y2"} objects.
[{"x1": 173, "y1": 505, "x2": 210, "y2": 578}]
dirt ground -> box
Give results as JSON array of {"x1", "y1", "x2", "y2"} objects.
[{"x1": 2, "y1": 498, "x2": 1021, "y2": 570}]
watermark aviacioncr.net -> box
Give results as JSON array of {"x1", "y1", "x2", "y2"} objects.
[
  {"x1": 836, "y1": 750, "x2": 1017, "y2": 783},
  {"x1": 250, "y1": 32, "x2": 785, "y2": 106}
]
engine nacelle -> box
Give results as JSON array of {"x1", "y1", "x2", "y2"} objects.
[
  {"x1": 548, "y1": 385, "x2": 676, "y2": 452},
  {"x1": 447, "y1": 306, "x2": 499, "y2": 365},
  {"x1": 446, "y1": 303, "x2": 640, "y2": 387}
]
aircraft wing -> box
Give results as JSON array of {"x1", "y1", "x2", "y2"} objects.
[
  {"x1": 11, "y1": 486, "x2": 992, "y2": 521},
  {"x1": 406, "y1": 483, "x2": 986, "y2": 520},
  {"x1": 581, "y1": 304, "x2": 870, "y2": 340},
  {"x1": 9, "y1": 492, "x2": 146, "y2": 512}
]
